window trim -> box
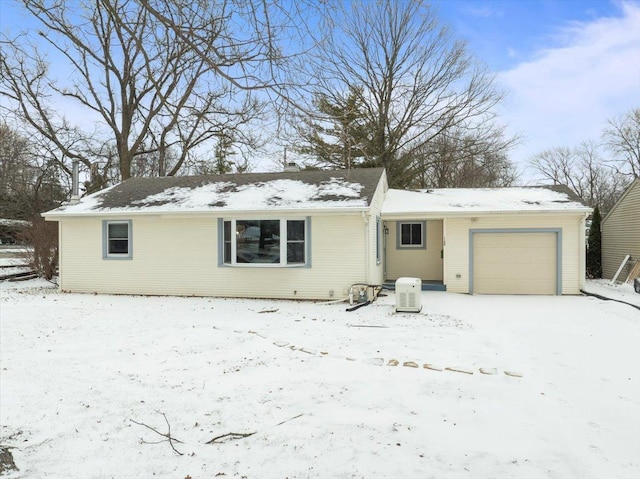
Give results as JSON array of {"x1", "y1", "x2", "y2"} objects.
[
  {"x1": 286, "y1": 219, "x2": 306, "y2": 265},
  {"x1": 102, "y1": 220, "x2": 133, "y2": 260},
  {"x1": 396, "y1": 221, "x2": 426, "y2": 250},
  {"x1": 218, "y1": 217, "x2": 312, "y2": 268}
]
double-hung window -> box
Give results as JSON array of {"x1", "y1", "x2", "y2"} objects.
[
  {"x1": 221, "y1": 218, "x2": 310, "y2": 266},
  {"x1": 397, "y1": 221, "x2": 426, "y2": 249},
  {"x1": 103, "y1": 220, "x2": 132, "y2": 259},
  {"x1": 286, "y1": 220, "x2": 306, "y2": 264}
]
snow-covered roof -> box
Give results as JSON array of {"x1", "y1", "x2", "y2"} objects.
[
  {"x1": 0, "y1": 219, "x2": 30, "y2": 227},
  {"x1": 43, "y1": 168, "x2": 385, "y2": 217},
  {"x1": 382, "y1": 186, "x2": 591, "y2": 216}
]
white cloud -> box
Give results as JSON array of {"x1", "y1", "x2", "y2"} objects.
[
  {"x1": 462, "y1": 5, "x2": 505, "y2": 19},
  {"x1": 498, "y1": 1, "x2": 640, "y2": 183}
]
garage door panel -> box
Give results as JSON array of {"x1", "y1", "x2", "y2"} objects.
[
  {"x1": 478, "y1": 278, "x2": 553, "y2": 295},
  {"x1": 473, "y1": 232, "x2": 557, "y2": 295}
]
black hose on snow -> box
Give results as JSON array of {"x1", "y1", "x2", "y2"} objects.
[
  {"x1": 346, "y1": 301, "x2": 371, "y2": 312},
  {"x1": 580, "y1": 289, "x2": 640, "y2": 311}
]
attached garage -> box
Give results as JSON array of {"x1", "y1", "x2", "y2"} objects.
[
  {"x1": 383, "y1": 186, "x2": 591, "y2": 296},
  {"x1": 470, "y1": 229, "x2": 560, "y2": 295}
]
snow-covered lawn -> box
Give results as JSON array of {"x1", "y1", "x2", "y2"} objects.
[
  {"x1": 583, "y1": 279, "x2": 640, "y2": 307},
  {"x1": 1, "y1": 281, "x2": 638, "y2": 478}
]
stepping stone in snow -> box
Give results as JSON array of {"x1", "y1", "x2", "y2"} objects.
[
  {"x1": 273, "y1": 341, "x2": 289, "y2": 347},
  {"x1": 387, "y1": 359, "x2": 399, "y2": 366},
  {"x1": 479, "y1": 368, "x2": 498, "y2": 375},
  {"x1": 444, "y1": 366, "x2": 474, "y2": 375},
  {"x1": 300, "y1": 348, "x2": 317, "y2": 355},
  {"x1": 345, "y1": 357, "x2": 357, "y2": 361},
  {"x1": 364, "y1": 357, "x2": 384, "y2": 366},
  {"x1": 423, "y1": 363, "x2": 443, "y2": 371},
  {"x1": 504, "y1": 370, "x2": 523, "y2": 378},
  {"x1": 403, "y1": 361, "x2": 419, "y2": 368}
]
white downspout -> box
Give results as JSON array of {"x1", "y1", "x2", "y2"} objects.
[
  {"x1": 442, "y1": 219, "x2": 447, "y2": 289},
  {"x1": 580, "y1": 213, "x2": 588, "y2": 291},
  {"x1": 382, "y1": 221, "x2": 387, "y2": 281},
  {"x1": 362, "y1": 211, "x2": 370, "y2": 284}
]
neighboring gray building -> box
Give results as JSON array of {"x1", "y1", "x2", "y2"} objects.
[{"x1": 601, "y1": 177, "x2": 640, "y2": 281}]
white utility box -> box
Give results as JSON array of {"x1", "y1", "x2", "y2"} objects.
[{"x1": 395, "y1": 277, "x2": 422, "y2": 312}]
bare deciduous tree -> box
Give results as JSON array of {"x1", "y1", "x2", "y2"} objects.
[
  {"x1": 298, "y1": 0, "x2": 511, "y2": 188},
  {"x1": 0, "y1": 123, "x2": 66, "y2": 218},
  {"x1": 134, "y1": 0, "x2": 328, "y2": 139},
  {"x1": 530, "y1": 142, "x2": 628, "y2": 213},
  {"x1": 409, "y1": 123, "x2": 518, "y2": 188},
  {"x1": 0, "y1": 123, "x2": 30, "y2": 200},
  {"x1": 0, "y1": 0, "x2": 271, "y2": 191},
  {"x1": 602, "y1": 107, "x2": 640, "y2": 178}
]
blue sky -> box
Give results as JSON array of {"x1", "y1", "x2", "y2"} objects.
[
  {"x1": 435, "y1": 0, "x2": 640, "y2": 181},
  {"x1": 435, "y1": 0, "x2": 623, "y2": 70},
  {"x1": 1, "y1": 0, "x2": 639, "y2": 183}
]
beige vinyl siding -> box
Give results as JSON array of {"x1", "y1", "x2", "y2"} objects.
[
  {"x1": 365, "y1": 175, "x2": 388, "y2": 285},
  {"x1": 444, "y1": 214, "x2": 586, "y2": 294},
  {"x1": 58, "y1": 214, "x2": 368, "y2": 299},
  {"x1": 384, "y1": 220, "x2": 443, "y2": 281},
  {"x1": 602, "y1": 179, "x2": 640, "y2": 280},
  {"x1": 473, "y1": 232, "x2": 557, "y2": 294}
]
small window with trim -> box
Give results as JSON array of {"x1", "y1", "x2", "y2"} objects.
[
  {"x1": 397, "y1": 221, "x2": 425, "y2": 249},
  {"x1": 103, "y1": 220, "x2": 132, "y2": 259}
]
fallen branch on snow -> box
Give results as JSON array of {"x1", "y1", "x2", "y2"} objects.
[
  {"x1": 130, "y1": 412, "x2": 184, "y2": 456},
  {"x1": 205, "y1": 413, "x2": 304, "y2": 445},
  {"x1": 205, "y1": 432, "x2": 256, "y2": 444}
]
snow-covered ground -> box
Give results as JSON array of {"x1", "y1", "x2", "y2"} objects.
[
  {"x1": 583, "y1": 279, "x2": 640, "y2": 308},
  {"x1": 1, "y1": 280, "x2": 638, "y2": 478},
  {"x1": 0, "y1": 249, "x2": 30, "y2": 262}
]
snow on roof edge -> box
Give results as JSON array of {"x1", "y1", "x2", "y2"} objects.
[
  {"x1": 42, "y1": 204, "x2": 371, "y2": 218},
  {"x1": 381, "y1": 187, "x2": 591, "y2": 215},
  {"x1": 43, "y1": 173, "x2": 376, "y2": 217},
  {"x1": 381, "y1": 208, "x2": 592, "y2": 218}
]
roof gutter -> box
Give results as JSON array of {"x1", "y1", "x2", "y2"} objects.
[
  {"x1": 381, "y1": 208, "x2": 592, "y2": 220},
  {"x1": 43, "y1": 205, "x2": 371, "y2": 220}
]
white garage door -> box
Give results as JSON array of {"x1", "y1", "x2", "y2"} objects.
[{"x1": 473, "y1": 232, "x2": 557, "y2": 295}]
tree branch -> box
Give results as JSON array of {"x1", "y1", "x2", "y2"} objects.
[{"x1": 130, "y1": 412, "x2": 184, "y2": 456}]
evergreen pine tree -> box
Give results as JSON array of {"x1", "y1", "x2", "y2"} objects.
[
  {"x1": 586, "y1": 207, "x2": 602, "y2": 278},
  {"x1": 213, "y1": 135, "x2": 235, "y2": 175}
]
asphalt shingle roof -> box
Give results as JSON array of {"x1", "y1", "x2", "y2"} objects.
[{"x1": 45, "y1": 167, "x2": 386, "y2": 216}]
